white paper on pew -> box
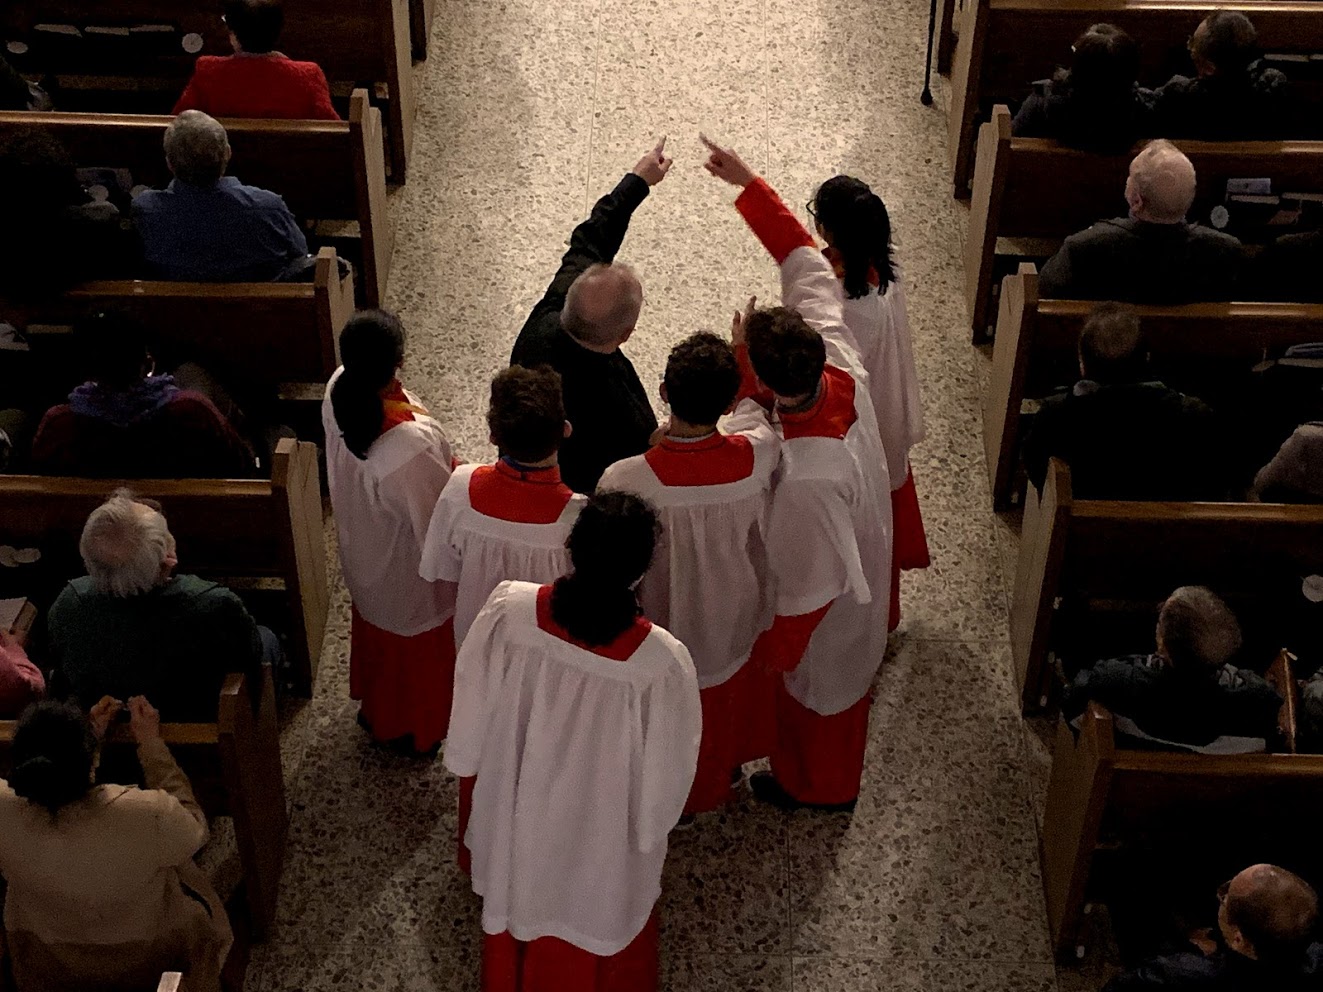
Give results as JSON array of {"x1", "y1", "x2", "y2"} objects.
[
  {"x1": 1069, "y1": 713, "x2": 1266, "y2": 755},
  {"x1": 0, "y1": 599, "x2": 24, "y2": 631},
  {"x1": 156, "y1": 974, "x2": 183, "y2": 992}
]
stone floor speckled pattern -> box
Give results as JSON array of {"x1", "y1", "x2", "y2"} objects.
[{"x1": 236, "y1": 0, "x2": 1108, "y2": 987}]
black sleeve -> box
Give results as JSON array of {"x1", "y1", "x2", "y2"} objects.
[
  {"x1": 512, "y1": 173, "x2": 650, "y2": 359},
  {"x1": 1022, "y1": 394, "x2": 1066, "y2": 492},
  {"x1": 1037, "y1": 237, "x2": 1076, "y2": 299},
  {"x1": 1012, "y1": 90, "x2": 1050, "y2": 137},
  {"x1": 1103, "y1": 953, "x2": 1219, "y2": 992}
]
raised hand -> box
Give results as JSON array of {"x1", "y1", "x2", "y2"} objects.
[
  {"x1": 731, "y1": 295, "x2": 758, "y2": 347},
  {"x1": 631, "y1": 136, "x2": 673, "y2": 187},
  {"x1": 700, "y1": 134, "x2": 756, "y2": 189},
  {"x1": 127, "y1": 695, "x2": 162, "y2": 744},
  {"x1": 88, "y1": 696, "x2": 123, "y2": 740}
]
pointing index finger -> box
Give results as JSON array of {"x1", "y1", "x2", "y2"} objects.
[
  {"x1": 654, "y1": 135, "x2": 667, "y2": 155},
  {"x1": 699, "y1": 133, "x2": 722, "y2": 154}
]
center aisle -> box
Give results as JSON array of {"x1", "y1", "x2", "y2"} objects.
[{"x1": 247, "y1": 0, "x2": 1074, "y2": 988}]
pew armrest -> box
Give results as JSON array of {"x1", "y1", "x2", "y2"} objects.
[{"x1": 1265, "y1": 650, "x2": 1300, "y2": 755}]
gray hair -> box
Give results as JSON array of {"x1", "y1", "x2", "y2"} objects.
[
  {"x1": 164, "y1": 110, "x2": 230, "y2": 187},
  {"x1": 1157, "y1": 585, "x2": 1242, "y2": 672},
  {"x1": 79, "y1": 489, "x2": 172, "y2": 598},
  {"x1": 1129, "y1": 140, "x2": 1196, "y2": 223},
  {"x1": 561, "y1": 263, "x2": 644, "y2": 348}
]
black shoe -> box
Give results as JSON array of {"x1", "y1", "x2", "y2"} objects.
[{"x1": 748, "y1": 771, "x2": 857, "y2": 813}]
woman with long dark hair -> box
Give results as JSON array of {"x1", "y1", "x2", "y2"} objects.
[
  {"x1": 321, "y1": 309, "x2": 458, "y2": 755},
  {"x1": 445, "y1": 490, "x2": 701, "y2": 992},
  {"x1": 809, "y1": 175, "x2": 929, "y2": 629},
  {"x1": 0, "y1": 697, "x2": 232, "y2": 991}
]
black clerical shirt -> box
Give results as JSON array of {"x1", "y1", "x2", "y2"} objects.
[{"x1": 510, "y1": 173, "x2": 659, "y2": 494}]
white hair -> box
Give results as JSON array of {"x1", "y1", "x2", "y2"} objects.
[
  {"x1": 1128, "y1": 140, "x2": 1197, "y2": 223},
  {"x1": 164, "y1": 110, "x2": 230, "y2": 187},
  {"x1": 562, "y1": 263, "x2": 643, "y2": 347},
  {"x1": 79, "y1": 490, "x2": 172, "y2": 598}
]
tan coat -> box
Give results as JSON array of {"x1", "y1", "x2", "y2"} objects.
[{"x1": 0, "y1": 737, "x2": 232, "y2": 992}]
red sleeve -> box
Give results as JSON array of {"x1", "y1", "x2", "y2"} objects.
[
  {"x1": 735, "y1": 177, "x2": 817, "y2": 265},
  {"x1": 304, "y1": 64, "x2": 341, "y2": 121},
  {"x1": 0, "y1": 641, "x2": 44, "y2": 717},
  {"x1": 173, "y1": 394, "x2": 256, "y2": 476},
  {"x1": 29, "y1": 406, "x2": 73, "y2": 474},
  {"x1": 734, "y1": 343, "x2": 774, "y2": 409},
  {"x1": 751, "y1": 603, "x2": 832, "y2": 673}
]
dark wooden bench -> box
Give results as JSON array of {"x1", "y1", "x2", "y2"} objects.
[
  {"x1": 410, "y1": 0, "x2": 437, "y2": 61},
  {"x1": 983, "y1": 265, "x2": 1323, "y2": 509},
  {"x1": 965, "y1": 105, "x2": 1323, "y2": 338},
  {"x1": 1011, "y1": 457, "x2": 1323, "y2": 712},
  {"x1": 1040, "y1": 653, "x2": 1323, "y2": 960},
  {"x1": 0, "y1": 438, "x2": 328, "y2": 697},
  {"x1": 1, "y1": 0, "x2": 415, "y2": 179},
  {"x1": 0, "y1": 89, "x2": 391, "y2": 307},
  {"x1": 947, "y1": 0, "x2": 1323, "y2": 196},
  {"x1": 0, "y1": 668, "x2": 288, "y2": 943}
]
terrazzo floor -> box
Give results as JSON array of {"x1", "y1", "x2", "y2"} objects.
[{"x1": 241, "y1": 0, "x2": 1112, "y2": 987}]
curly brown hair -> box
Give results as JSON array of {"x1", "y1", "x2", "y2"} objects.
[
  {"x1": 488, "y1": 366, "x2": 566, "y2": 464},
  {"x1": 745, "y1": 306, "x2": 826, "y2": 399},
  {"x1": 663, "y1": 332, "x2": 741, "y2": 426}
]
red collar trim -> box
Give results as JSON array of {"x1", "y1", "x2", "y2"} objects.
[
  {"x1": 535, "y1": 584, "x2": 652, "y2": 661},
  {"x1": 657, "y1": 432, "x2": 724, "y2": 453},
  {"x1": 494, "y1": 459, "x2": 563, "y2": 485},
  {"x1": 777, "y1": 374, "x2": 829, "y2": 425},
  {"x1": 778, "y1": 366, "x2": 858, "y2": 441}
]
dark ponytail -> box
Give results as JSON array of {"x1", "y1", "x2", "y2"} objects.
[
  {"x1": 331, "y1": 309, "x2": 407, "y2": 460},
  {"x1": 811, "y1": 175, "x2": 897, "y2": 299},
  {"x1": 551, "y1": 491, "x2": 661, "y2": 646},
  {"x1": 9, "y1": 701, "x2": 97, "y2": 816}
]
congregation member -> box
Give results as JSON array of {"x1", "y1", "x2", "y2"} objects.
[
  {"x1": 174, "y1": 0, "x2": 340, "y2": 121},
  {"x1": 445, "y1": 491, "x2": 701, "y2": 992},
  {"x1": 1021, "y1": 302, "x2": 1222, "y2": 500},
  {"x1": 1063, "y1": 586, "x2": 1282, "y2": 749},
  {"x1": 133, "y1": 110, "x2": 310, "y2": 283},
  {"x1": 47, "y1": 490, "x2": 273, "y2": 721},
  {"x1": 702, "y1": 135, "x2": 892, "y2": 813},
  {"x1": 0, "y1": 629, "x2": 44, "y2": 718},
  {"x1": 323, "y1": 310, "x2": 458, "y2": 755},
  {"x1": 1038, "y1": 141, "x2": 1243, "y2": 303},
  {"x1": 0, "y1": 697, "x2": 232, "y2": 992},
  {"x1": 599, "y1": 330, "x2": 778, "y2": 814},
  {"x1": 510, "y1": 139, "x2": 672, "y2": 492},
  {"x1": 1012, "y1": 23, "x2": 1154, "y2": 152},
  {"x1": 1252, "y1": 421, "x2": 1323, "y2": 502},
  {"x1": 809, "y1": 175, "x2": 929, "y2": 626},
  {"x1": 1152, "y1": 12, "x2": 1293, "y2": 141},
  {"x1": 420, "y1": 366, "x2": 584, "y2": 647},
  {"x1": 1257, "y1": 229, "x2": 1323, "y2": 303},
  {"x1": 1105, "y1": 864, "x2": 1323, "y2": 990},
  {"x1": 0, "y1": 54, "x2": 51, "y2": 111},
  {"x1": 31, "y1": 311, "x2": 255, "y2": 479}
]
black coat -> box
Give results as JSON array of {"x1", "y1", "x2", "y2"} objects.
[
  {"x1": 1152, "y1": 62, "x2": 1297, "y2": 141},
  {"x1": 1105, "y1": 943, "x2": 1323, "y2": 991},
  {"x1": 1255, "y1": 230, "x2": 1323, "y2": 303},
  {"x1": 1012, "y1": 76, "x2": 1155, "y2": 153},
  {"x1": 510, "y1": 173, "x2": 658, "y2": 494}
]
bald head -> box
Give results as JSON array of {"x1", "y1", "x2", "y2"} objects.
[
  {"x1": 1125, "y1": 140, "x2": 1197, "y2": 224},
  {"x1": 561, "y1": 263, "x2": 643, "y2": 350},
  {"x1": 1221, "y1": 864, "x2": 1319, "y2": 964}
]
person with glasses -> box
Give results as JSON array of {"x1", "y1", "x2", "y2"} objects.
[{"x1": 1105, "y1": 864, "x2": 1323, "y2": 990}]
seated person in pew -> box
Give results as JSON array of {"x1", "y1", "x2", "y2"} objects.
[
  {"x1": 0, "y1": 629, "x2": 44, "y2": 718},
  {"x1": 1253, "y1": 421, "x2": 1323, "y2": 503},
  {"x1": 1255, "y1": 230, "x2": 1323, "y2": 303},
  {"x1": 30, "y1": 312, "x2": 256, "y2": 480},
  {"x1": 1037, "y1": 141, "x2": 1244, "y2": 304},
  {"x1": 323, "y1": 311, "x2": 459, "y2": 757},
  {"x1": 132, "y1": 111, "x2": 311, "y2": 283},
  {"x1": 0, "y1": 54, "x2": 51, "y2": 111},
  {"x1": 1063, "y1": 586, "x2": 1283, "y2": 750},
  {"x1": 0, "y1": 128, "x2": 136, "y2": 301},
  {"x1": 420, "y1": 366, "x2": 585, "y2": 649},
  {"x1": 1152, "y1": 12, "x2": 1294, "y2": 142},
  {"x1": 0, "y1": 697, "x2": 232, "y2": 992},
  {"x1": 46, "y1": 490, "x2": 277, "y2": 721},
  {"x1": 1022, "y1": 302, "x2": 1223, "y2": 500},
  {"x1": 173, "y1": 0, "x2": 339, "y2": 122},
  {"x1": 1105, "y1": 864, "x2": 1323, "y2": 991},
  {"x1": 1012, "y1": 23, "x2": 1155, "y2": 154}
]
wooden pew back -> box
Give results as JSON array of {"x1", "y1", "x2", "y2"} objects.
[
  {"x1": 1041, "y1": 690, "x2": 1323, "y2": 959},
  {"x1": 0, "y1": 669, "x2": 289, "y2": 939},
  {"x1": 982, "y1": 266, "x2": 1323, "y2": 507},
  {"x1": 0, "y1": 89, "x2": 391, "y2": 305},
  {"x1": 1010, "y1": 458, "x2": 1323, "y2": 711},
  {"x1": 948, "y1": 0, "x2": 1323, "y2": 194},
  {"x1": 0, "y1": 439, "x2": 327, "y2": 696},
  {"x1": 964, "y1": 105, "x2": 1323, "y2": 336}
]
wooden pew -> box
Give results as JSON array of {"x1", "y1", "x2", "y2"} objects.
[
  {"x1": 0, "y1": 89, "x2": 391, "y2": 307},
  {"x1": 1040, "y1": 670, "x2": 1323, "y2": 960},
  {"x1": 410, "y1": 0, "x2": 438, "y2": 61},
  {"x1": 983, "y1": 266, "x2": 1323, "y2": 509},
  {"x1": 1010, "y1": 458, "x2": 1323, "y2": 713},
  {"x1": 965, "y1": 105, "x2": 1323, "y2": 338},
  {"x1": 0, "y1": 438, "x2": 328, "y2": 697},
  {"x1": 1, "y1": 0, "x2": 415, "y2": 179},
  {"x1": 2, "y1": 246, "x2": 353, "y2": 406},
  {"x1": 947, "y1": 0, "x2": 1323, "y2": 196},
  {"x1": 0, "y1": 668, "x2": 288, "y2": 941}
]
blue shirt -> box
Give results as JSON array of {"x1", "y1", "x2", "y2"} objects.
[{"x1": 132, "y1": 176, "x2": 309, "y2": 282}]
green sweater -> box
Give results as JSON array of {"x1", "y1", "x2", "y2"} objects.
[{"x1": 48, "y1": 573, "x2": 263, "y2": 721}]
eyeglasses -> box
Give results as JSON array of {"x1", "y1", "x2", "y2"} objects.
[{"x1": 805, "y1": 199, "x2": 818, "y2": 220}]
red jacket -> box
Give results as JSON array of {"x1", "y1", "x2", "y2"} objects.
[{"x1": 173, "y1": 53, "x2": 339, "y2": 120}]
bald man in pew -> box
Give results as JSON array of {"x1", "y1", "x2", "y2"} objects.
[
  {"x1": 510, "y1": 139, "x2": 672, "y2": 493},
  {"x1": 1038, "y1": 141, "x2": 1243, "y2": 304}
]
